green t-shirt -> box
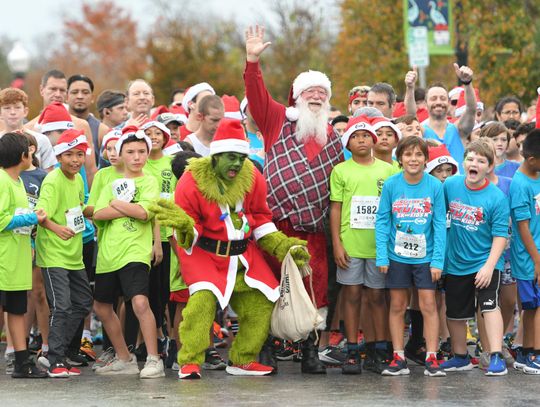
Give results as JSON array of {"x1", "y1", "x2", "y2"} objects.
[
  {"x1": 0, "y1": 169, "x2": 33, "y2": 290},
  {"x1": 35, "y1": 168, "x2": 85, "y2": 270},
  {"x1": 94, "y1": 174, "x2": 159, "y2": 274},
  {"x1": 330, "y1": 158, "x2": 395, "y2": 258},
  {"x1": 392, "y1": 159, "x2": 402, "y2": 173},
  {"x1": 88, "y1": 166, "x2": 123, "y2": 207},
  {"x1": 170, "y1": 245, "x2": 188, "y2": 292},
  {"x1": 144, "y1": 156, "x2": 177, "y2": 241}
]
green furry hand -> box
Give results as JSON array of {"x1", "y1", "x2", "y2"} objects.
[
  {"x1": 289, "y1": 245, "x2": 311, "y2": 268},
  {"x1": 258, "y1": 231, "x2": 310, "y2": 266},
  {"x1": 149, "y1": 199, "x2": 195, "y2": 248}
]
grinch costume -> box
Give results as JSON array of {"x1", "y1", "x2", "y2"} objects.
[{"x1": 152, "y1": 119, "x2": 309, "y2": 378}]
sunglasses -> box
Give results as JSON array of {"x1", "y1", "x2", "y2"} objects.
[{"x1": 450, "y1": 99, "x2": 458, "y2": 106}]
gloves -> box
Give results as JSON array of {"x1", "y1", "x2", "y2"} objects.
[
  {"x1": 258, "y1": 231, "x2": 311, "y2": 267},
  {"x1": 149, "y1": 199, "x2": 195, "y2": 248}
]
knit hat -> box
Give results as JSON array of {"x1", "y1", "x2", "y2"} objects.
[
  {"x1": 182, "y1": 82, "x2": 215, "y2": 113},
  {"x1": 54, "y1": 129, "x2": 89, "y2": 156},
  {"x1": 425, "y1": 144, "x2": 458, "y2": 174},
  {"x1": 341, "y1": 115, "x2": 377, "y2": 148},
  {"x1": 371, "y1": 117, "x2": 402, "y2": 141},
  {"x1": 455, "y1": 87, "x2": 483, "y2": 117},
  {"x1": 141, "y1": 120, "x2": 171, "y2": 146},
  {"x1": 38, "y1": 102, "x2": 74, "y2": 133},
  {"x1": 115, "y1": 125, "x2": 152, "y2": 154},
  {"x1": 222, "y1": 95, "x2": 243, "y2": 120},
  {"x1": 209, "y1": 118, "x2": 250, "y2": 156},
  {"x1": 102, "y1": 129, "x2": 121, "y2": 150},
  {"x1": 163, "y1": 139, "x2": 183, "y2": 156}
]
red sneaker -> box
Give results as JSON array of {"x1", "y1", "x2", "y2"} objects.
[
  {"x1": 328, "y1": 331, "x2": 344, "y2": 347},
  {"x1": 225, "y1": 361, "x2": 273, "y2": 376},
  {"x1": 178, "y1": 364, "x2": 201, "y2": 379},
  {"x1": 48, "y1": 363, "x2": 70, "y2": 378},
  {"x1": 67, "y1": 365, "x2": 81, "y2": 376}
]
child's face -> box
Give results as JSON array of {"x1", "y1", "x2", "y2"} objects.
[
  {"x1": 430, "y1": 163, "x2": 454, "y2": 183},
  {"x1": 374, "y1": 127, "x2": 398, "y2": 153},
  {"x1": 58, "y1": 149, "x2": 86, "y2": 177},
  {"x1": 105, "y1": 140, "x2": 119, "y2": 166},
  {"x1": 400, "y1": 146, "x2": 426, "y2": 177},
  {"x1": 347, "y1": 130, "x2": 373, "y2": 157},
  {"x1": 464, "y1": 151, "x2": 491, "y2": 186},
  {"x1": 144, "y1": 126, "x2": 165, "y2": 151},
  {"x1": 0, "y1": 102, "x2": 27, "y2": 128},
  {"x1": 120, "y1": 140, "x2": 148, "y2": 173},
  {"x1": 399, "y1": 120, "x2": 423, "y2": 138},
  {"x1": 44, "y1": 130, "x2": 63, "y2": 146},
  {"x1": 490, "y1": 132, "x2": 508, "y2": 158}
]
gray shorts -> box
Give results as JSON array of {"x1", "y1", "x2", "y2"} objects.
[{"x1": 337, "y1": 258, "x2": 385, "y2": 289}]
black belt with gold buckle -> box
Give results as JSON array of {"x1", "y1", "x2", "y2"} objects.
[{"x1": 197, "y1": 236, "x2": 249, "y2": 257}]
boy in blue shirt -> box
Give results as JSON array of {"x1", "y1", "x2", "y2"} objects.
[
  {"x1": 509, "y1": 130, "x2": 540, "y2": 374},
  {"x1": 376, "y1": 137, "x2": 447, "y2": 377},
  {"x1": 442, "y1": 140, "x2": 509, "y2": 376}
]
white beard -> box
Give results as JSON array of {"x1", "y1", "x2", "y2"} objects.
[{"x1": 295, "y1": 98, "x2": 329, "y2": 145}]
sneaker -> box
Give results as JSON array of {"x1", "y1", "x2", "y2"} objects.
[
  {"x1": 513, "y1": 348, "x2": 530, "y2": 370},
  {"x1": 381, "y1": 353, "x2": 410, "y2": 376},
  {"x1": 275, "y1": 339, "x2": 295, "y2": 361},
  {"x1": 165, "y1": 339, "x2": 178, "y2": 369},
  {"x1": 404, "y1": 340, "x2": 426, "y2": 366},
  {"x1": 318, "y1": 345, "x2": 347, "y2": 366},
  {"x1": 48, "y1": 362, "x2": 70, "y2": 378},
  {"x1": 202, "y1": 348, "x2": 227, "y2": 370},
  {"x1": 140, "y1": 355, "x2": 165, "y2": 379},
  {"x1": 11, "y1": 359, "x2": 48, "y2": 379},
  {"x1": 501, "y1": 345, "x2": 515, "y2": 367},
  {"x1": 28, "y1": 333, "x2": 42, "y2": 354},
  {"x1": 292, "y1": 341, "x2": 302, "y2": 362},
  {"x1": 342, "y1": 350, "x2": 362, "y2": 375},
  {"x1": 37, "y1": 350, "x2": 50, "y2": 369},
  {"x1": 80, "y1": 338, "x2": 96, "y2": 361},
  {"x1": 523, "y1": 354, "x2": 540, "y2": 375},
  {"x1": 5, "y1": 352, "x2": 14, "y2": 375},
  {"x1": 212, "y1": 322, "x2": 228, "y2": 348},
  {"x1": 441, "y1": 354, "x2": 474, "y2": 371},
  {"x1": 485, "y1": 352, "x2": 508, "y2": 376},
  {"x1": 63, "y1": 360, "x2": 82, "y2": 377},
  {"x1": 424, "y1": 354, "x2": 446, "y2": 377},
  {"x1": 226, "y1": 361, "x2": 273, "y2": 376},
  {"x1": 93, "y1": 347, "x2": 116, "y2": 370},
  {"x1": 66, "y1": 350, "x2": 89, "y2": 367},
  {"x1": 328, "y1": 331, "x2": 345, "y2": 348},
  {"x1": 158, "y1": 336, "x2": 170, "y2": 360},
  {"x1": 94, "y1": 354, "x2": 139, "y2": 375},
  {"x1": 178, "y1": 364, "x2": 201, "y2": 379},
  {"x1": 478, "y1": 351, "x2": 490, "y2": 371},
  {"x1": 172, "y1": 361, "x2": 179, "y2": 371}
]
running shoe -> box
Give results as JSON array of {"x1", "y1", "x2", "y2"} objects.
[
  {"x1": 513, "y1": 348, "x2": 530, "y2": 370},
  {"x1": 424, "y1": 354, "x2": 446, "y2": 377},
  {"x1": 202, "y1": 348, "x2": 227, "y2": 370},
  {"x1": 226, "y1": 361, "x2": 273, "y2": 376},
  {"x1": 441, "y1": 354, "x2": 474, "y2": 371},
  {"x1": 318, "y1": 345, "x2": 347, "y2": 366},
  {"x1": 178, "y1": 364, "x2": 201, "y2": 379},
  {"x1": 485, "y1": 352, "x2": 507, "y2": 376},
  {"x1": 80, "y1": 337, "x2": 96, "y2": 361},
  {"x1": 140, "y1": 355, "x2": 165, "y2": 379},
  {"x1": 47, "y1": 362, "x2": 70, "y2": 378},
  {"x1": 11, "y1": 359, "x2": 47, "y2": 379},
  {"x1": 94, "y1": 354, "x2": 139, "y2": 375},
  {"x1": 5, "y1": 352, "x2": 14, "y2": 375},
  {"x1": 328, "y1": 331, "x2": 345, "y2": 348},
  {"x1": 93, "y1": 347, "x2": 116, "y2": 370},
  {"x1": 381, "y1": 353, "x2": 410, "y2": 376},
  {"x1": 523, "y1": 354, "x2": 540, "y2": 375},
  {"x1": 275, "y1": 339, "x2": 295, "y2": 361}
]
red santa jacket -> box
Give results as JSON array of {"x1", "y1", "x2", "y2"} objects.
[{"x1": 175, "y1": 165, "x2": 280, "y2": 309}]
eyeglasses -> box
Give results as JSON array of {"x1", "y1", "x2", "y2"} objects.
[{"x1": 302, "y1": 88, "x2": 328, "y2": 97}]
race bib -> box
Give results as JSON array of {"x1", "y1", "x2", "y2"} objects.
[
  {"x1": 13, "y1": 208, "x2": 33, "y2": 235},
  {"x1": 66, "y1": 206, "x2": 86, "y2": 234},
  {"x1": 350, "y1": 196, "x2": 379, "y2": 229},
  {"x1": 394, "y1": 230, "x2": 426, "y2": 258},
  {"x1": 112, "y1": 178, "x2": 136, "y2": 202}
]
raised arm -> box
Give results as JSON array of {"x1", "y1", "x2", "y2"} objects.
[
  {"x1": 404, "y1": 67, "x2": 418, "y2": 116},
  {"x1": 455, "y1": 63, "x2": 476, "y2": 139}
]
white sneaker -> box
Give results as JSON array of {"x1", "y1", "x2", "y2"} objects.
[
  {"x1": 172, "y1": 361, "x2": 179, "y2": 371},
  {"x1": 140, "y1": 355, "x2": 165, "y2": 379},
  {"x1": 93, "y1": 347, "x2": 116, "y2": 371},
  {"x1": 94, "y1": 354, "x2": 139, "y2": 375}
]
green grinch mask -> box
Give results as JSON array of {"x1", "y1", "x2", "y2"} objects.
[{"x1": 213, "y1": 152, "x2": 248, "y2": 183}]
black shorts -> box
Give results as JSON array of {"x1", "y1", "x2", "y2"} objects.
[
  {"x1": 94, "y1": 262, "x2": 149, "y2": 304},
  {"x1": 0, "y1": 290, "x2": 28, "y2": 315},
  {"x1": 83, "y1": 240, "x2": 96, "y2": 284},
  {"x1": 445, "y1": 270, "x2": 501, "y2": 320}
]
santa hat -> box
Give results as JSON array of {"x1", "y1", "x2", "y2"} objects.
[
  {"x1": 170, "y1": 104, "x2": 187, "y2": 116},
  {"x1": 455, "y1": 87, "x2": 483, "y2": 117},
  {"x1": 157, "y1": 112, "x2": 187, "y2": 126},
  {"x1": 240, "y1": 97, "x2": 248, "y2": 118},
  {"x1": 285, "y1": 70, "x2": 332, "y2": 122},
  {"x1": 341, "y1": 115, "x2": 377, "y2": 148},
  {"x1": 150, "y1": 105, "x2": 170, "y2": 120},
  {"x1": 54, "y1": 129, "x2": 89, "y2": 156},
  {"x1": 102, "y1": 129, "x2": 121, "y2": 150},
  {"x1": 182, "y1": 82, "x2": 215, "y2": 113},
  {"x1": 115, "y1": 125, "x2": 152, "y2": 154},
  {"x1": 425, "y1": 144, "x2": 458, "y2": 174},
  {"x1": 141, "y1": 120, "x2": 171, "y2": 146},
  {"x1": 163, "y1": 139, "x2": 183, "y2": 156},
  {"x1": 371, "y1": 117, "x2": 402, "y2": 141},
  {"x1": 38, "y1": 102, "x2": 74, "y2": 133},
  {"x1": 448, "y1": 86, "x2": 464, "y2": 100},
  {"x1": 222, "y1": 95, "x2": 243, "y2": 120},
  {"x1": 209, "y1": 118, "x2": 249, "y2": 156}
]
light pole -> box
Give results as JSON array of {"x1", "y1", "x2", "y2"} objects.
[{"x1": 7, "y1": 42, "x2": 30, "y2": 90}]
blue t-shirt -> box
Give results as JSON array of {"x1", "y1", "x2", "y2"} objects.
[
  {"x1": 444, "y1": 176, "x2": 509, "y2": 276},
  {"x1": 423, "y1": 122, "x2": 464, "y2": 174},
  {"x1": 247, "y1": 131, "x2": 265, "y2": 167},
  {"x1": 496, "y1": 175, "x2": 513, "y2": 262},
  {"x1": 509, "y1": 170, "x2": 540, "y2": 280},
  {"x1": 375, "y1": 172, "x2": 446, "y2": 269},
  {"x1": 495, "y1": 159, "x2": 520, "y2": 179}
]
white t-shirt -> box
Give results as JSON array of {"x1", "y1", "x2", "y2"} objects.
[
  {"x1": 0, "y1": 129, "x2": 57, "y2": 170},
  {"x1": 186, "y1": 133, "x2": 211, "y2": 157}
]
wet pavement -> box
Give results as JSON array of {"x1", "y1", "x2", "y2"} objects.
[{"x1": 0, "y1": 347, "x2": 537, "y2": 407}]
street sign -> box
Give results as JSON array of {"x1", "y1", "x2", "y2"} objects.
[{"x1": 408, "y1": 26, "x2": 429, "y2": 68}]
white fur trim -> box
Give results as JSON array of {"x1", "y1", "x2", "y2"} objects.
[
  {"x1": 372, "y1": 120, "x2": 402, "y2": 140},
  {"x1": 285, "y1": 106, "x2": 299, "y2": 122},
  {"x1": 252, "y1": 222, "x2": 278, "y2": 241},
  {"x1": 425, "y1": 155, "x2": 458, "y2": 174},
  {"x1": 537, "y1": 86, "x2": 540, "y2": 95},
  {"x1": 141, "y1": 120, "x2": 171, "y2": 137},
  {"x1": 115, "y1": 129, "x2": 152, "y2": 154},
  {"x1": 53, "y1": 134, "x2": 88, "y2": 156},
  {"x1": 163, "y1": 143, "x2": 183, "y2": 156},
  {"x1": 292, "y1": 70, "x2": 332, "y2": 101},
  {"x1": 242, "y1": 257, "x2": 280, "y2": 304},
  {"x1": 209, "y1": 139, "x2": 250, "y2": 156},
  {"x1": 40, "y1": 121, "x2": 74, "y2": 133},
  {"x1": 240, "y1": 97, "x2": 248, "y2": 114},
  {"x1": 448, "y1": 87, "x2": 464, "y2": 99},
  {"x1": 455, "y1": 101, "x2": 483, "y2": 118},
  {"x1": 182, "y1": 82, "x2": 215, "y2": 113},
  {"x1": 341, "y1": 122, "x2": 377, "y2": 148},
  {"x1": 224, "y1": 111, "x2": 244, "y2": 121}
]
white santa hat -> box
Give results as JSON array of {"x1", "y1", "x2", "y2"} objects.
[
  {"x1": 371, "y1": 117, "x2": 402, "y2": 141},
  {"x1": 455, "y1": 87, "x2": 483, "y2": 118},
  {"x1": 54, "y1": 129, "x2": 90, "y2": 156},
  {"x1": 425, "y1": 144, "x2": 458, "y2": 174},
  {"x1": 115, "y1": 125, "x2": 152, "y2": 154},
  {"x1": 163, "y1": 138, "x2": 183, "y2": 156},
  {"x1": 141, "y1": 120, "x2": 172, "y2": 146},
  {"x1": 209, "y1": 118, "x2": 250, "y2": 156},
  {"x1": 285, "y1": 70, "x2": 332, "y2": 122},
  {"x1": 38, "y1": 102, "x2": 74, "y2": 133},
  {"x1": 182, "y1": 82, "x2": 215, "y2": 113},
  {"x1": 448, "y1": 86, "x2": 464, "y2": 100},
  {"x1": 102, "y1": 129, "x2": 122, "y2": 150},
  {"x1": 341, "y1": 115, "x2": 377, "y2": 148}
]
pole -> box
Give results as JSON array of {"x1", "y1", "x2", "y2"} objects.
[{"x1": 419, "y1": 66, "x2": 427, "y2": 89}]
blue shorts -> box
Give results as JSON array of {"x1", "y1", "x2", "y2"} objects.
[
  {"x1": 517, "y1": 279, "x2": 540, "y2": 310},
  {"x1": 386, "y1": 259, "x2": 436, "y2": 290}
]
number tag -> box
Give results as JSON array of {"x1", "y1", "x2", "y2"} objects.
[
  {"x1": 350, "y1": 196, "x2": 379, "y2": 229},
  {"x1": 112, "y1": 178, "x2": 136, "y2": 202},
  {"x1": 13, "y1": 207, "x2": 33, "y2": 235},
  {"x1": 66, "y1": 206, "x2": 86, "y2": 234},
  {"x1": 394, "y1": 230, "x2": 426, "y2": 258}
]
